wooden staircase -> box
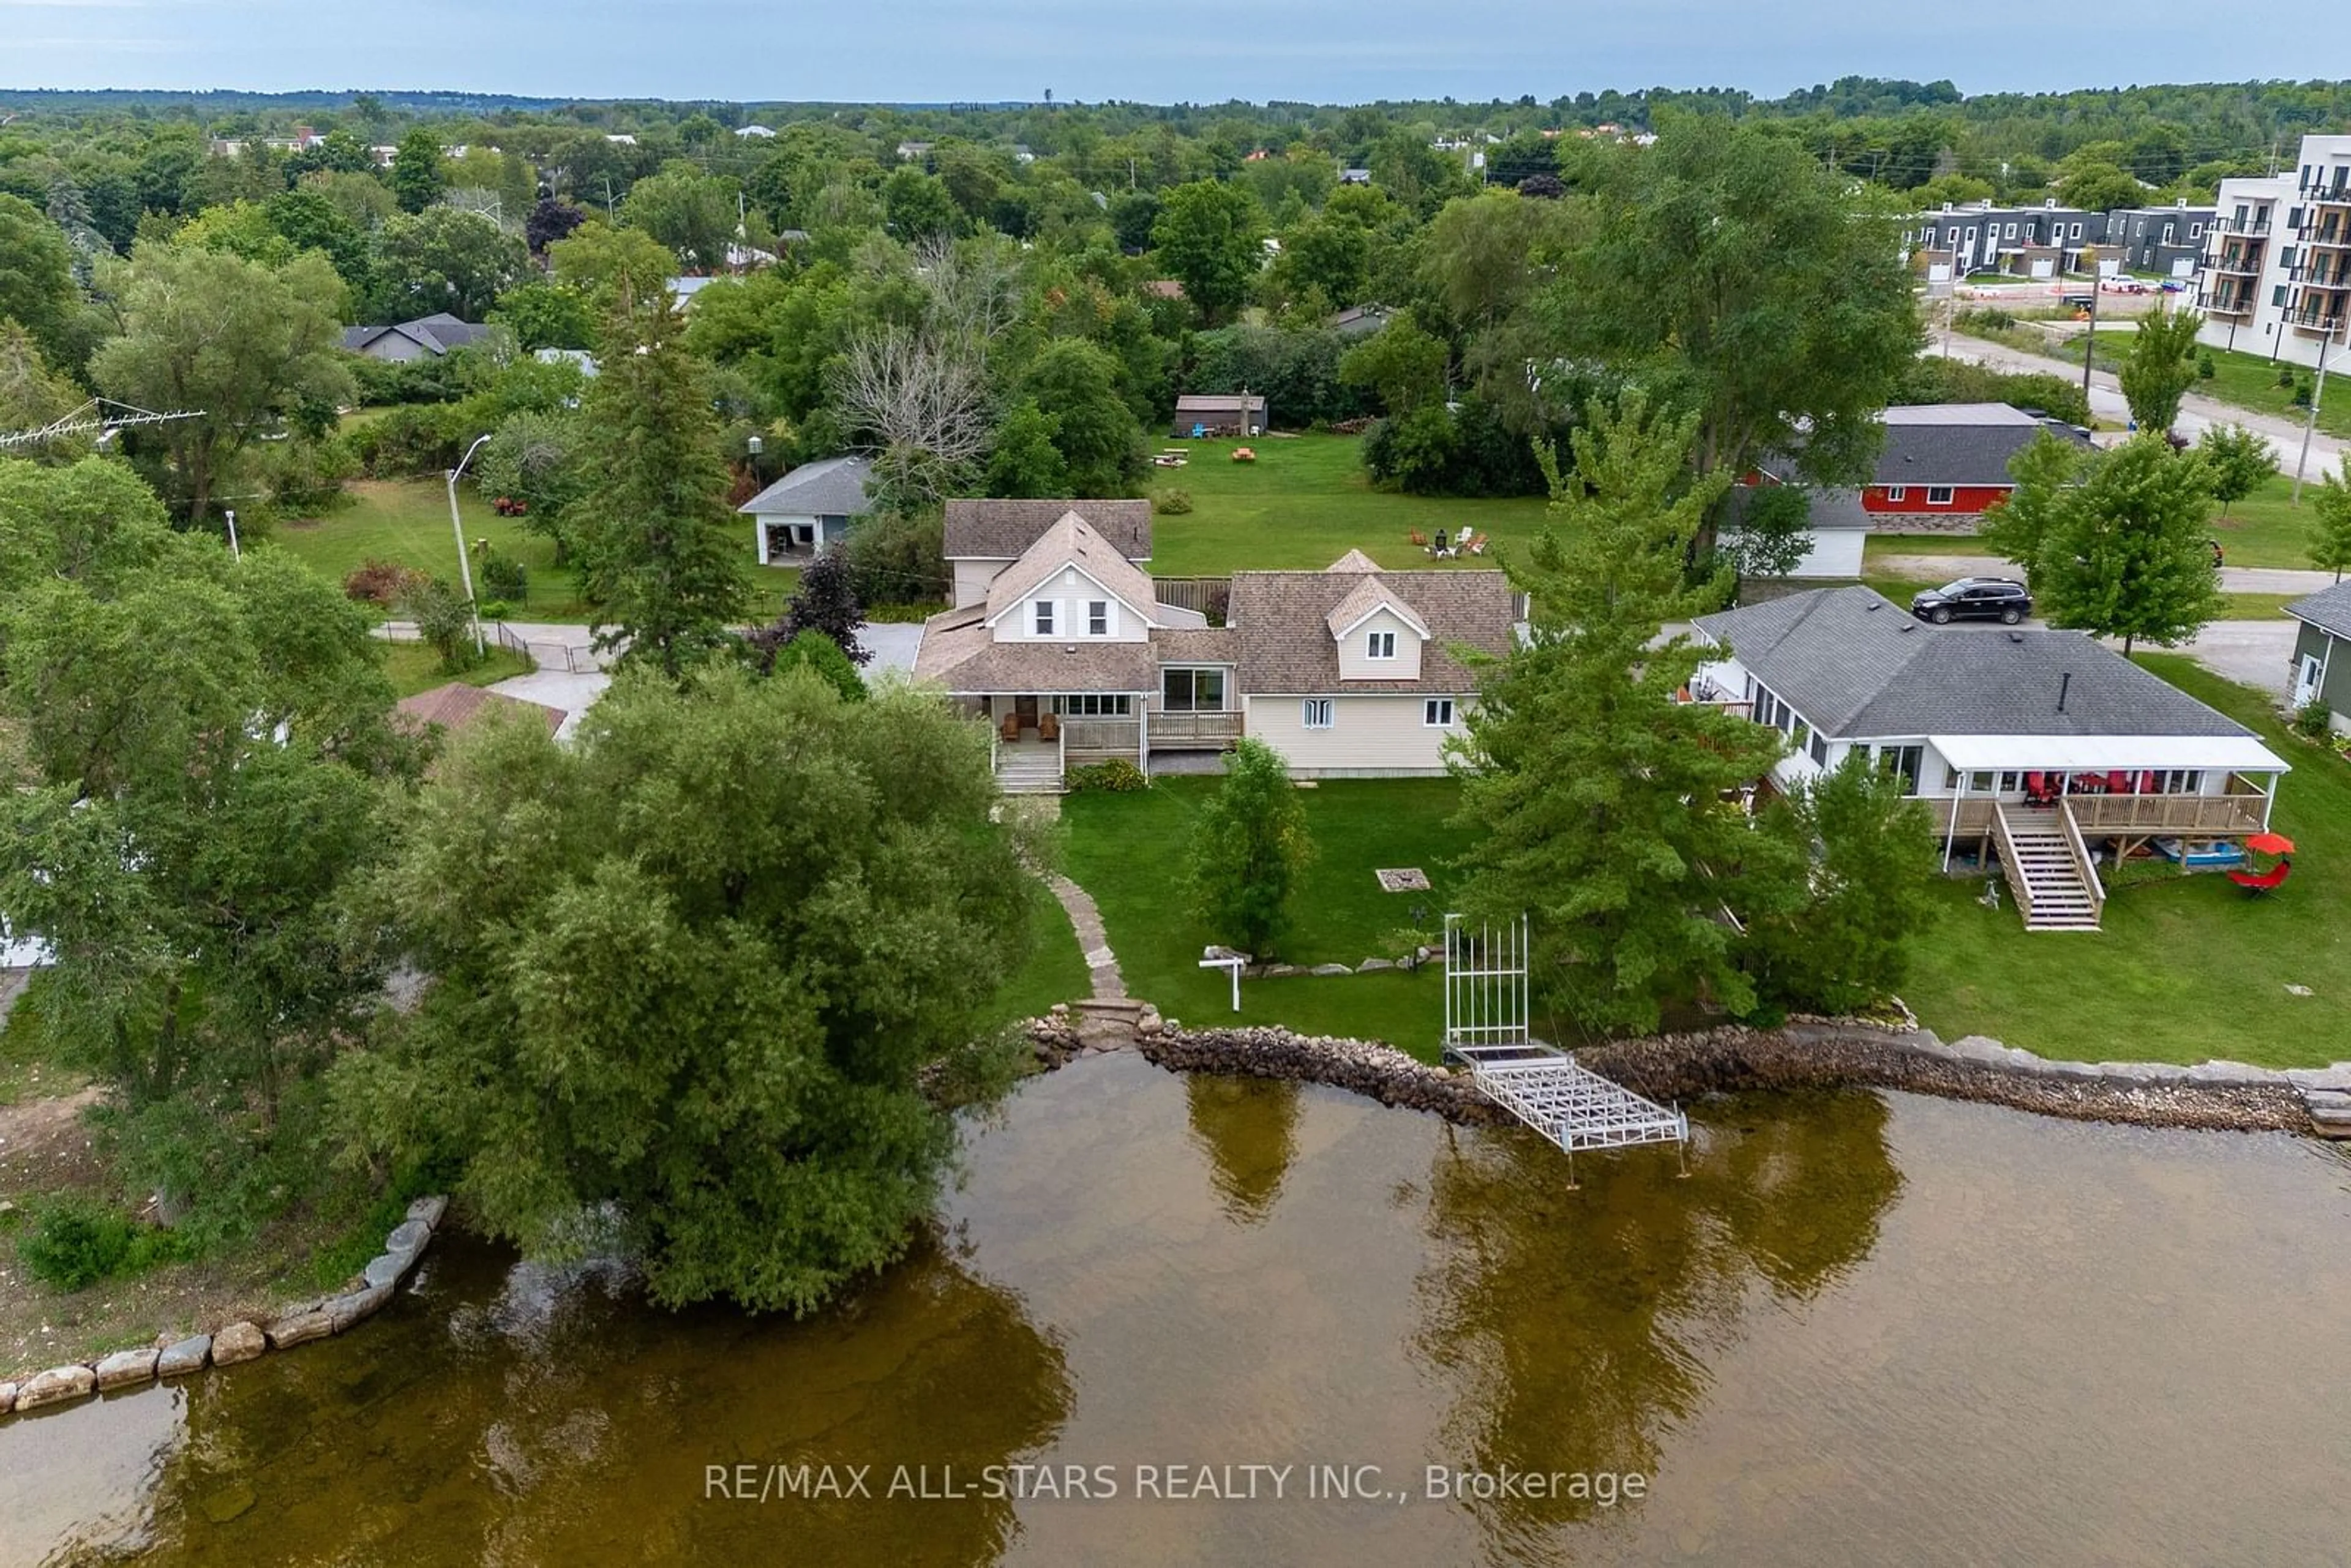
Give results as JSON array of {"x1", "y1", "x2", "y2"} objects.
[
  {"x1": 994, "y1": 740, "x2": 1063, "y2": 795},
  {"x1": 1995, "y1": 804, "x2": 2104, "y2": 931}
]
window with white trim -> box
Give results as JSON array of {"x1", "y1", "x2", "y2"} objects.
[
  {"x1": 1886, "y1": 485, "x2": 1908, "y2": 502},
  {"x1": 1927, "y1": 486, "x2": 1955, "y2": 506},
  {"x1": 1032, "y1": 600, "x2": 1056, "y2": 636},
  {"x1": 1875, "y1": 744, "x2": 1924, "y2": 797},
  {"x1": 1809, "y1": 732, "x2": 1829, "y2": 767},
  {"x1": 1053, "y1": 694, "x2": 1132, "y2": 716},
  {"x1": 1087, "y1": 599, "x2": 1110, "y2": 636},
  {"x1": 1424, "y1": 699, "x2": 1455, "y2": 727},
  {"x1": 1366, "y1": 629, "x2": 1397, "y2": 659},
  {"x1": 1302, "y1": 699, "x2": 1334, "y2": 729},
  {"x1": 1161, "y1": 667, "x2": 1225, "y2": 711}
]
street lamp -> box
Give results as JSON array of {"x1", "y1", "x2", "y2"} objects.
[
  {"x1": 447, "y1": 433, "x2": 492, "y2": 656},
  {"x1": 223, "y1": 508, "x2": 239, "y2": 560}
]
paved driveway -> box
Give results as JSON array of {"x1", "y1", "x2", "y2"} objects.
[
  {"x1": 1874, "y1": 553, "x2": 2339, "y2": 596},
  {"x1": 860, "y1": 621, "x2": 924, "y2": 677}
]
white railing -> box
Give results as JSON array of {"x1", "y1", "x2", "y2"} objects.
[{"x1": 2057, "y1": 801, "x2": 2107, "y2": 926}]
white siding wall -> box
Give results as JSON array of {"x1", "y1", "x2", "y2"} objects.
[
  {"x1": 1333, "y1": 607, "x2": 1425, "y2": 680},
  {"x1": 1241, "y1": 693, "x2": 1464, "y2": 776},
  {"x1": 994, "y1": 572, "x2": 1151, "y2": 644},
  {"x1": 951, "y1": 558, "x2": 1007, "y2": 608}
]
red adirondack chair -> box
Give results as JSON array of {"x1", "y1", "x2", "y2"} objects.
[{"x1": 2226, "y1": 857, "x2": 2292, "y2": 896}]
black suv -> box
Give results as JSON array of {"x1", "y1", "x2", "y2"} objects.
[{"x1": 1911, "y1": 578, "x2": 2031, "y2": 625}]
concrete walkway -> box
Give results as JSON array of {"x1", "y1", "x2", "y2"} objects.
[
  {"x1": 1873, "y1": 553, "x2": 2339, "y2": 596},
  {"x1": 1935, "y1": 336, "x2": 2346, "y2": 472}
]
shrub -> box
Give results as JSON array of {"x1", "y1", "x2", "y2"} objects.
[
  {"x1": 2295, "y1": 698, "x2": 2334, "y2": 739},
  {"x1": 399, "y1": 574, "x2": 479, "y2": 672},
  {"x1": 2278, "y1": 364, "x2": 2298, "y2": 388},
  {"x1": 476, "y1": 547, "x2": 528, "y2": 603},
  {"x1": 343, "y1": 557, "x2": 423, "y2": 604},
  {"x1": 477, "y1": 598, "x2": 512, "y2": 621},
  {"x1": 2197, "y1": 353, "x2": 2216, "y2": 380},
  {"x1": 1153, "y1": 487, "x2": 1194, "y2": 515},
  {"x1": 844, "y1": 508, "x2": 948, "y2": 608},
  {"x1": 17, "y1": 1198, "x2": 190, "y2": 1292},
  {"x1": 2293, "y1": 381, "x2": 2314, "y2": 408},
  {"x1": 349, "y1": 402, "x2": 465, "y2": 478},
  {"x1": 1068, "y1": 757, "x2": 1149, "y2": 793}
]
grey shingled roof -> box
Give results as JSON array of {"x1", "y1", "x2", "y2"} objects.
[
  {"x1": 1759, "y1": 403, "x2": 2055, "y2": 490},
  {"x1": 2285, "y1": 580, "x2": 2351, "y2": 642},
  {"x1": 1229, "y1": 568, "x2": 1513, "y2": 695},
  {"x1": 1693, "y1": 586, "x2": 2252, "y2": 740},
  {"x1": 911, "y1": 603, "x2": 1159, "y2": 693},
  {"x1": 943, "y1": 498, "x2": 1152, "y2": 561},
  {"x1": 341, "y1": 313, "x2": 493, "y2": 357},
  {"x1": 737, "y1": 455, "x2": 875, "y2": 518}
]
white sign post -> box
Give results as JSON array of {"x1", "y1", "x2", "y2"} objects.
[{"x1": 1198, "y1": 946, "x2": 1249, "y2": 1012}]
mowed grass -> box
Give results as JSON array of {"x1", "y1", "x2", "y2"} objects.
[
  {"x1": 985, "y1": 882, "x2": 1092, "y2": 1026},
  {"x1": 274, "y1": 479, "x2": 798, "y2": 625},
  {"x1": 1146, "y1": 434, "x2": 1551, "y2": 575},
  {"x1": 1900, "y1": 656, "x2": 2351, "y2": 1068},
  {"x1": 1063, "y1": 776, "x2": 1482, "y2": 1057},
  {"x1": 378, "y1": 641, "x2": 533, "y2": 697}
]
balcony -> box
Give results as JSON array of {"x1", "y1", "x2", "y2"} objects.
[
  {"x1": 2205, "y1": 253, "x2": 2263, "y2": 276},
  {"x1": 1146, "y1": 709, "x2": 1244, "y2": 749},
  {"x1": 2291, "y1": 312, "x2": 2348, "y2": 336},
  {"x1": 2196, "y1": 291, "x2": 2256, "y2": 317}
]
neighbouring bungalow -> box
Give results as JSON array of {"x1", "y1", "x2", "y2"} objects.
[
  {"x1": 1733, "y1": 403, "x2": 2088, "y2": 578},
  {"x1": 738, "y1": 455, "x2": 876, "y2": 564},
  {"x1": 913, "y1": 511, "x2": 1513, "y2": 791},
  {"x1": 1172, "y1": 392, "x2": 1267, "y2": 439},
  {"x1": 1691, "y1": 586, "x2": 2290, "y2": 931},
  {"x1": 340, "y1": 313, "x2": 493, "y2": 362},
  {"x1": 2286, "y1": 580, "x2": 2351, "y2": 732}
]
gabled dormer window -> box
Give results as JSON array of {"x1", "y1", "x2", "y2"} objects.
[
  {"x1": 1033, "y1": 601, "x2": 1056, "y2": 636},
  {"x1": 1366, "y1": 629, "x2": 1397, "y2": 659}
]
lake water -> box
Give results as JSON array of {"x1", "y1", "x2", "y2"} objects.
[{"x1": 4, "y1": 1054, "x2": 2348, "y2": 1566}]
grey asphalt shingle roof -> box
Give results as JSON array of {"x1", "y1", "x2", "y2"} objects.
[
  {"x1": 942, "y1": 499, "x2": 1152, "y2": 561},
  {"x1": 341, "y1": 313, "x2": 493, "y2": 357},
  {"x1": 1693, "y1": 586, "x2": 2252, "y2": 740},
  {"x1": 2285, "y1": 580, "x2": 2351, "y2": 641},
  {"x1": 737, "y1": 455, "x2": 875, "y2": 518},
  {"x1": 1757, "y1": 403, "x2": 2063, "y2": 490}
]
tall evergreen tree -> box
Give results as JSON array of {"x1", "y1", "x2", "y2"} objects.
[
  {"x1": 569, "y1": 298, "x2": 749, "y2": 677},
  {"x1": 389, "y1": 127, "x2": 446, "y2": 216},
  {"x1": 1983, "y1": 432, "x2": 2224, "y2": 654},
  {"x1": 1452, "y1": 394, "x2": 1795, "y2": 1037}
]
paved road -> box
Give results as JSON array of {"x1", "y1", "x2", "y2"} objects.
[
  {"x1": 1874, "y1": 552, "x2": 2339, "y2": 596},
  {"x1": 860, "y1": 621, "x2": 924, "y2": 677},
  {"x1": 1933, "y1": 336, "x2": 2345, "y2": 473}
]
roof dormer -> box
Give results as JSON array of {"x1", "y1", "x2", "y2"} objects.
[{"x1": 1327, "y1": 576, "x2": 1430, "y2": 680}]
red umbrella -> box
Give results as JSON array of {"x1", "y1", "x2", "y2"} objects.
[{"x1": 2246, "y1": 831, "x2": 2294, "y2": 856}]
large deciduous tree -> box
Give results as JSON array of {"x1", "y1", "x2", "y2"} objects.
[
  {"x1": 1982, "y1": 432, "x2": 2224, "y2": 653},
  {"x1": 90, "y1": 243, "x2": 353, "y2": 530},
  {"x1": 334, "y1": 662, "x2": 1039, "y2": 1313},
  {"x1": 0, "y1": 463, "x2": 415, "y2": 1232},
  {"x1": 568, "y1": 298, "x2": 749, "y2": 675},
  {"x1": 389, "y1": 127, "x2": 446, "y2": 214},
  {"x1": 2117, "y1": 306, "x2": 2203, "y2": 435},
  {"x1": 2196, "y1": 423, "x2": 2274, "y2": 517},
  {"x1": 369, "y1": 206, "x2": 530, "y2": 323},
  {"x1": 1015, "y1": 337, "x2": 1146, "y2": 495},
  {"x1": 621, "y1": 163, "x2": 743, "y2": 271},
  {"x1": 0, "y1": 192, "x2": 85, "y2": 366},
  {"x1": 1451, "y1": 394, "x2": 1794, "y2": 1037},
  {"x1": 1540, "y1": 118, "x2": 1921, "y2": 542},
  {"x1": 1149, "y1": 180, "x2": 1265, "y2": 324}
]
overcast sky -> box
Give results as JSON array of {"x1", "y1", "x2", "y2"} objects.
[{"x1": 0, "y1": 0, "x2": 2312, "y2": 103}]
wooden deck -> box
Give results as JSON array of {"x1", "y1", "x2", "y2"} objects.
[{"x1": 1929, "y1": 792, "x2": 2268, "y2": 838}]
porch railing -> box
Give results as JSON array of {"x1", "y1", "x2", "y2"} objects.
[
  {"x1": 1062, "y1": 717, "x2": 1141, "y2": 759},
  {"x1": 2058, "y1": 800, "x2": 2108, "y2": 926},
  {"x1": 1150, "y1": 710, "x2": 1244, "y2": 747},
  {"x1": 1989, "y1": 806, "x2": 2036, "y2": 926},
  {"x1": 2065, "y1": 792, "x2": 2268, "y2": 835}
]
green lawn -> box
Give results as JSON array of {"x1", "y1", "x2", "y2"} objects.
[
  {"x1": 985, "y1": 882, "x2": 1092, "y2": 1024},
  {"x1": 1956, "y1": 324, "x2": 2351, "y2": 442},
  {"x1": 1901, "y1": 656, "x2": 2351, "y2": 1068},
  {"x1": 271, "y1": 478, "x2": 798, "y2": 625},
  {"x1": 380, "y1": 641, "x2": 533, "y2": 697},
  {"x1": 1063, "y1": 776, "x2": 1482, "y2": 1057},
  {"x1": 1146, "y1": 434, "x2": 1551, "y2": 576}
]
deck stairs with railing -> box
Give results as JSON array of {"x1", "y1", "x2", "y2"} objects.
[
  {"x1": 1995, "y1": 804, "x2": 2102, "y2": 931},
  {"x1": 994, "y1": 738, "x2": 1064, "y2": 795}
]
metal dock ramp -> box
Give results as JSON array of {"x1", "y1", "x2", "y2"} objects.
[{"x1": 1440, "y1": 915, "x2": 1689, "y2": 1169}]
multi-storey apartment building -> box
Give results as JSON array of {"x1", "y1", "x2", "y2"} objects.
[
  {"x1": 2195, "y1": 135, "x2": 2351, "y2": 371},
  {"x1": 1907, "y1": 198, "x2": 2215, "y2": 283}
]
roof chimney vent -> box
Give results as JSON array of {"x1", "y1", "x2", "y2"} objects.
[{"x1": 2058, "y1": 671, "x2": 2072, "y2": 712}]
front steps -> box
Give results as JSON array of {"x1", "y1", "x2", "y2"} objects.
[{"x1": 2000, "y1": 806, "x2": 2102, "y2": 931}]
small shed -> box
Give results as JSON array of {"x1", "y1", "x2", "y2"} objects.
[
  {"x1": 738, "y1": 454, "x2": 876, "y2": 564},
  {"x1": 1172, "y1": 393, "x2": 1267, "y2": 439}
]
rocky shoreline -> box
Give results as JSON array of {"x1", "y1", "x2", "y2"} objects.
[
  {"x1": 0, "y1": 1196, "x2": 449, "y2": 1421},
  {"x1": 1021, "y1": 1009, "x2": 2340, "y2": 1135}
]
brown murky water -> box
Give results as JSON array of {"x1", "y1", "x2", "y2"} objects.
[{"x1": 4, "y1": 1054, "x2": 2348, "y2": 1566}]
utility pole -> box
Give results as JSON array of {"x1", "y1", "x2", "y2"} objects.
[
  {"x1": 447, "y1": 433, "x2": 492, "y2": 656},
  {"x1": 2292, "y1": 323, "x2": 2338, "y2": 503},
  {"x1": 2080, "y1": 244, "x2": 2102, "y2": 409}
]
